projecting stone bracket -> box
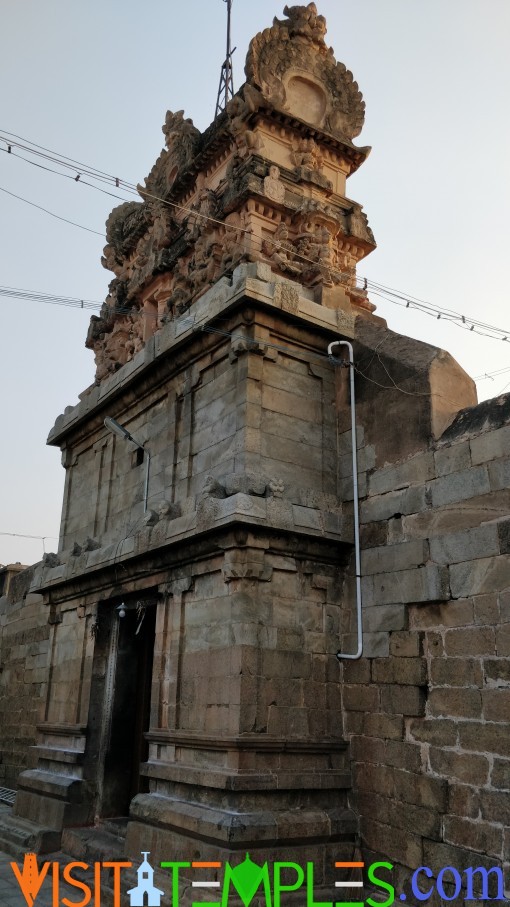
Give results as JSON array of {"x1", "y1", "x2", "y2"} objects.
[
  {"x1": 164, "y1": 576, "x2": 193, "y2": 597},
  {"x1": 222, "y1": 549, "x2": 273, "y2": 583}
]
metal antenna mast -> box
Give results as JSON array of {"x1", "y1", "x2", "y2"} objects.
[{"x1": 215, "y1": 0, "x2": 235, "y2": 120}]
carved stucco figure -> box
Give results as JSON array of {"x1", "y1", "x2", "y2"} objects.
[
  {"x1": 228, "y1": 94, "x2": 265, "y2": 159},
  {"x1": 141, "y1": 109, "x2": 201, "y2": 200},
  {"x1": 263, "y1": 223, "x2": 302, "y2": 278},
  {"x1": 101, "y1": 202, "x2": 152, "y2": 280},
  {"x1": 291, "y1": 137, "x2": 323, "y2": 171},
  {"x1": 263, "y1": 165, "x2": 286, "y2": 203},
  {"x1": 87, "y1": 4, "x2": 376, "y2": 382},
  {"x1": 245, "y1": 2, "x2": 365, "y2": 141}
]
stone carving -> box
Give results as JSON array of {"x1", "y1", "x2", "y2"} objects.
[
  {"x1": 142, "y1": 510, "x2": 160, "y2": 527},
  {"x1": 202, "y1": 476, "x2": 227, "y2": 499},
  {"x1": 162, "y1": 110, "x2": 200, "y2": 157},
  {"x1": 187, "y1": 233, "x2": 220, "y2": 295},
  {"x1": 203, "y1": 472, "x2": 279, "y2": 499},
  {"x1": 150, "y1": 202, "x2": 176, "y2": 251},
  {"x1": 263, "y1": 223, "x2": 302, "y2": 277},
  {"x1": 245, "y1": 3, "x2": 365, "y2": 140},
  {"x1": 263, "y1": 165, "x2": 286, "y2": 203},
  {"x1": 187, "y1": 185, "x2": 218, "y2": 241},
  {"x1": 291, "y1": 137, "x2": 323, "y2": 171},
  {"x1": 157, "y1": 501, "x2": 181, "y2": 520},
  {"x1": 315, "y1": 227, "x2": 338, "y2": 286},
  {"x1": 102, "y1": 202, "x2": 152, "y2": 279},
  {"x1": 86, "y1": 6, "x2": 377, "y2": 383},
  {"x1": 42, "y1": 553, "x2": 60, "y2": 568},
  {"x1": 273, "y1": 4, "x2": 327, "y2": 43},
  {"x1": 221, "y1": 211, "x2": 251, "y2": 272},
  {"x1": 348, "y1": 206, "x2": 375, "y2": 245},
  {"x1": 337, "y1": 250, "x2": 357, "y2": 288},
  {"x1": 269, "y1": 478, "x2": 285, "y2": 498},
  {"x1": 228, "y1": 94, "x2": 265, "y2": 159},
  {"x1": 141, "y1": 110, "x2": 201, "y2": 200}
]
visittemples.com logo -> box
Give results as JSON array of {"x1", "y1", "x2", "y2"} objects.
[{"x1": 7, "y1": 851, "x2": 509, "y2": 905}]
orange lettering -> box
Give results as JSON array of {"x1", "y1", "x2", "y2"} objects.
[
  {"x1": 53, "y1": 862, "x2": 59, "y2": 906},
  {"x1": 10, "y1": 854, "x2": 50, "y2": 907},
  {"x1": 103, "y1": 861, "x2": 132, "y2": 907},
  {"x1": 62, "y1": 862, "x2": 92, "y2": 907},
  {"x1": 94, "y1": 861, "x2": 101, "y2": 907}
]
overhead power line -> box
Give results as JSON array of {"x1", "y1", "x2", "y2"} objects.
[
  {"x1": 0, "y1": 185, "x2": 105, "y2": 236},
  {"x1": 0, "y1": 285, "x2": 101, "y2": 310},
  {"x1": 1, "y1": 128, "x2": 510, "y2": 352},
  {"x1": 0, "y1": 280, "x2": 509, "y2": 393}
]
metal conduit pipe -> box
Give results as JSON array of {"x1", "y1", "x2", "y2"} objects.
[{"x1": 327, "y1": 340, "x2": 363, "y2": 660}]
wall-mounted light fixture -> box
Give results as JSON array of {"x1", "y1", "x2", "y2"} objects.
[
  {"x1": 116, "y1": 603, "x2": 126, "y2": 619},
  {"x1": 104, "y1": 416, "x2": 151, "y2": 512}
]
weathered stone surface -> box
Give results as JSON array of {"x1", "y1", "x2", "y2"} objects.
[
  {"x1": 443, "y1": 626, "x2": 495, "y2": 657},
  {"x1": 361, "y1": 539, "x2": 428, "y2": 575},
  {"x1": 429, "y1": 748, "x2": 490, "y2": 785},
  {"x1": 429, "y1": 465, "x2": 491, "y2": 507},
  {"x1": 360, "y1": 485, "x2": 429, "y2": 523},
  {"x1": 434, "y1": 440, "x2": 471, "y2": 476},
  {"x1": 362, "y1": 604, "x2": 406, "y2": 632},
  {"x1": 430, "y1": 656, "x2": 483, "y2": 688},
  {"x1": 365, "y1": 565, "x2": 450, "y2": 607},
  {"x1": 430, "y1": 523, "x2": 500, "y2": 565},
  {"x1": 450, "y1": 555, "x2": 510, "y2": 598},
  {"x1": 2, "y1": 1, "x2": 509, "y2": 888},
  {"x1": 368, "y1": 453, "x2": 435, "y2": 496},
  {"x1": 489, "y1": 457, "x2": 510, "y2": 491},
  {"x1": 470, "y1": 423, "x2": 510, "y2": 465},
  {"x1": 372, "y1": 656, "x2": 427, "y2": 686},
  {"x1": 381, "y1": 684, "x2": 426, "y2": 716}
]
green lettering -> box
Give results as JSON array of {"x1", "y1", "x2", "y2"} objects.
[
  {"x1": 161, "y1": 861, "x2": 190, "y2": 907},
  {"x1": 366, "y1": 861, "x2": 394, "y2": 907},
  {"x1": 222, "y1": 855, "x2": 272, "y2": 907},
  {"x1": 273, "y1": 862, "x2": 304, "y2": 907},
  {"x1": 305, "y1": 861, "x2": 332, "y2": 907}
]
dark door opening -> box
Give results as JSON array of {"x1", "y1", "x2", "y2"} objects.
[{"x1": 101, "y1": 603, "x2": 156, "y2": 818}]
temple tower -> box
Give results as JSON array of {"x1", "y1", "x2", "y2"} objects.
[{"x1": 9, "y1": 3, "x2": 476, "y2": 893}]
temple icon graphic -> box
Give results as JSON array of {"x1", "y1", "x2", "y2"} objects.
[{"x1": 127, "y1": 852, "x2": 164, "y2": 907}]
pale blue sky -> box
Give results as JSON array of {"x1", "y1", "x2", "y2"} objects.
[{"x1": 1, "y1": 0, "x2": 509, "y2": 565}]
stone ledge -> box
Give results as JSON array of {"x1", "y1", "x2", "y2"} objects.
[
  {"x1": 145, "y1": 730, "x2": 348, "y2": 752},
  {"x1": 142, "y1": 761, "x2": 351, "y2": 791},
  {"x1": 129, "y1": 792, "x2": 357, "y2": 844},
  {"x1": 47, "y1": 261, "x2": 356, "y2": 448}
]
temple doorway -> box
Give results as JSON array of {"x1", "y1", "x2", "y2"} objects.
[{"x1": 90, "y1": 599, "x2": 156, "y2": 819}]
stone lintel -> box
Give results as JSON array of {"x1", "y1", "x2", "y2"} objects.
[
  {"x1": 30, "y1": 521, "x2": 350, "y2": 598},
  {"x1": 141, "y1": 762, "x2": 351, "y2": 793},
  {"x1": 145, "y1": 730, "x2": 348, "y2": 752},
  {"x1": 47, "y1": 263, "x2": 355, "y2": 448},
  {"x1": 32, "y1": 746, "x2": 84, "y2": 765},
  {"x1": 36, "y1": 722, "x2": 87, "y2": 736}
]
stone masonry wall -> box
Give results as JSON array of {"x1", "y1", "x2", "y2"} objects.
[
  {"x1": 340, "y1": 394, "x2": 510, "y2": 899},
  {"x1": 0, "y1": 569, "x2": 49, "y2": 790}
]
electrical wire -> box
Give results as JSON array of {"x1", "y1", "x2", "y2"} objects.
[
  {"x1": 474, "y1": 367, "x2": 510, "y2": 381},
  {"x1": 0, "y1": 277, "x2": 509, "y2": 389},
  {"x1": 0, "y1": 286, "x2": 101, "y2": 310},
  {"x1": 0, "y1": 185, "x2": 105, "y2": 236},
  {"x1": 0, "y1": 532, "x2": 58, "y2": 541},
  {"x1": 2, "y1": 129, "x2": 510, "y2": 352}
]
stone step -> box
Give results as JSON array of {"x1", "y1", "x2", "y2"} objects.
[
  {"x1": 0, "y1": 804, "x2": 61, "y2": 856},
  {"x1": 61, "y1": 823, "x2": 127, "y2": 863}
]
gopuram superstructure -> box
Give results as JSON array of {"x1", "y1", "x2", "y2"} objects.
[{"x1": 1, "y1": 5, "x2": 480, "y2": 899}]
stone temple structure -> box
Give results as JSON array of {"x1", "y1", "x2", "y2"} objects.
[{"x1": 1, "y1": 4, "x2": 509, "y2": 902}]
